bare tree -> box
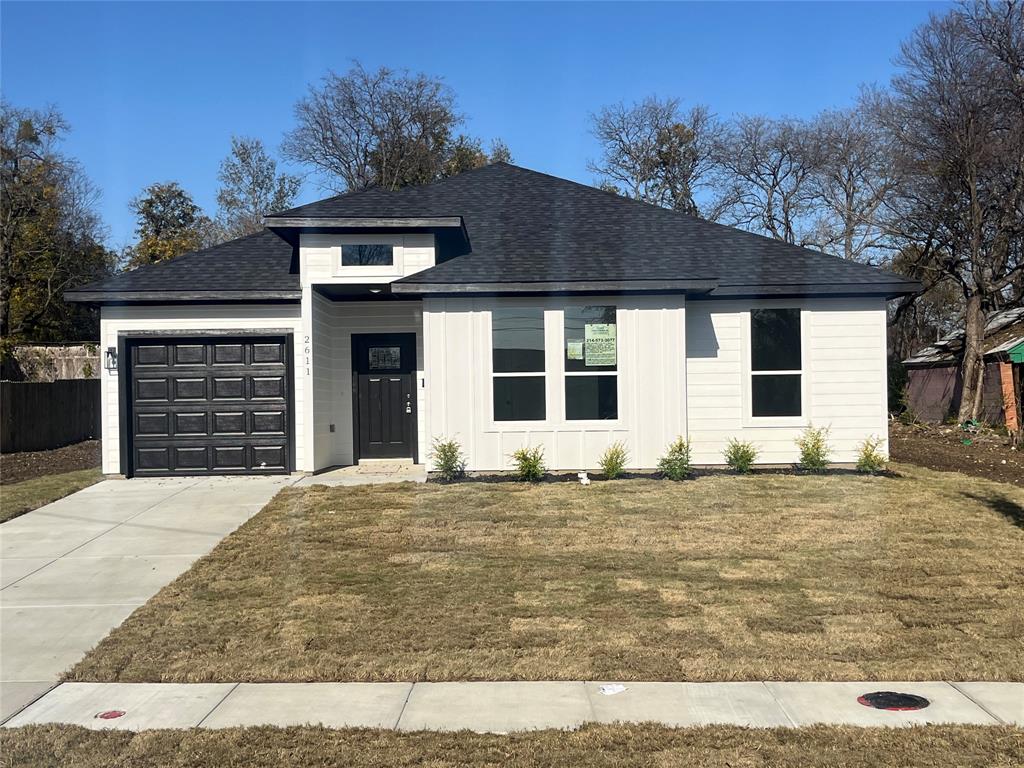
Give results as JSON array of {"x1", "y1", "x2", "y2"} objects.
[
  {"x1": 588, "y1": 97, "x2": 721, "y2": 216},
  {"x1": 805, "y1": 106, "x2": 902, "y2": 264},
  {"x1": 710, "y1": 115, "x2": 822, "y2": 245},
  {"x1": 282, "y1": 62, "x2": 508, "y2": 192},
  {"x1": 216, "y1": 136, "x2": 301, "y2": 239},
  {"x1": 875, "y1": 0, "x2": 1024, "y2": 422}
]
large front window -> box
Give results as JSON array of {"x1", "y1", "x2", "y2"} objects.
[
  {"x1": 564, "y1": 305, "x2": 618, "y2": 420},
  {"x1": 750, "y1": 308, "x2": 802, "y2": 417},
  {"x1": 492, "y1": 307, "x2": 545, "y2": 421}
]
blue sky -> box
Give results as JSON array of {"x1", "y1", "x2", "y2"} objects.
[{"x1": 2, "y1": 1, "x2": 949, "y2": 248}]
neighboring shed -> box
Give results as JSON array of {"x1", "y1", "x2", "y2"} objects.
[{"x1": 903, "y1": 307, "x2": 1024, "y2": 429}]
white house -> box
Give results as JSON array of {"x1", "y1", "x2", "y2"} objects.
[{"x1": 67, "y1": 163, "x2": 919, "y2": 477}]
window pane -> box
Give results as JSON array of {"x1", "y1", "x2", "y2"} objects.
[
  {"x1": 493, "y1": 308, "x2": 545, "y2": 373},
  {"x1": 368, "y1": 346, "x2": 401, "y2": 370},
  {"x1": 752, "y1": 374, "x2": 801, "y2": 417},
  {"x1": 565, "y1": 375, "x2": 618, "y2": 420},
  {"x1": 493, "y1": 376, "x2": 545, "y2": 421},
  {"x1": 751, "y1": 308, "x2": 801, "y2": 371},
  {"x1": 565, "y1": 305, "x2": 617, "y2": 372},
  {"x1": 342, "y1": 244, "x2": 393, "y2": 266}
]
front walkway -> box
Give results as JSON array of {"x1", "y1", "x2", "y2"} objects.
[
  {"x1": 295, "y1": 462, "x2": 427, "y2": 487},
  {"x1": 3, "y1": 680, "x2": 1020, "y2": 731},
  {"x1": 0, "y1": 475, "x2": 296, "y2": 721}
]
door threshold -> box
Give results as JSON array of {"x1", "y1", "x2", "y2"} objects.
[{"x1": 358, "y1": 458, "x2": 415, "y2": 466}]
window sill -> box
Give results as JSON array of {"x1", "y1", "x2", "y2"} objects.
[{"x1": 742, "y1": 416, "x2": 809, "y2": 429}]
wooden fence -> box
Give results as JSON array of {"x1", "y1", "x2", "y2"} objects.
[{"x1": 1, "y1": 379, "x2": 101, "y2": 453}]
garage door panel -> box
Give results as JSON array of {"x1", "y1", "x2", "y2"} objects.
[
  {"x1": 135, "y1": 378, "x2": 169, "y2": 402},
  {"x1": 252, "y1": 444, "x2": 287, "y2": 469},
  {"x1": 136, "y1": 447, "x2": 171, "y2": 471},
  {"x1": 174, "y1": 378, "x2": 207, "y2": 401},
  {"x1": 252, "y1": 411, "x2": 285, "y2": 434},
  {"x1": 174, "y1": 446, "x2": 209, "y2": 470},
  {"x1": 212, "y1": 446, "x2": 246, "y2": 470},
  {"x1": 213, "y1": 344, "x2": 245, "y2": 365},
  {"x1": 136, "y1": 412, "x2": 169, "y2": 436},
  {"x1": 212, "y1": 377, "x2": 245, "y2": 400},
  {"x1": 135, "y1": 345, "x2": 169, "y2": 366},
  {"x1": 252, "y1": 343, "x2": 285, "y2": 364},
  {"x1": 173, "y1": 412, "x2": 208, "y2": 436},
  {"x1": 252, "y1": 377, "x2": 286, "y2": 399},
  {"x1": 173, "y1": 344, "x2": 206, "y2": 365},
  {"x1": 128, "y1": 336, "x2": 291, "y2": 477},
  {"x1": 212, "y1": 412, "x2": 246, "y2": 435}
]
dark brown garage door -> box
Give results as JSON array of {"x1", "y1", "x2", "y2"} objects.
[{"x1": 126, "y1": 336, "x2": 293, "y2": 476}]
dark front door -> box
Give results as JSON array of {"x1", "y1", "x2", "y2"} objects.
[
  {"x1": 352, "y1": 333, "x2": 417, "y2": 461},
  {"x1": 125, "y1": 335, "x2": 293, "y2": 477}
]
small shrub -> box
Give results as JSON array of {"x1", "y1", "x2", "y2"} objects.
[
  {"x1": 795, "y1": 425, "x2": 832, "y2": 472},
  {"x1": 723, "y1": 439, "x2": 758, "y2": 473},
  {"x1": 511, "y1": 445, "x2": 545, "y2": 482},
  {"x1": 429, "y1": 437, "x2": 466, "y2": 483},
  {"x1": 856, "y1": 436, "x2": 887, "y2": 474},
  {"x1": 657, "y1": 437, "x2": 692, "y2": 481},
  {"x1": 897, "y1": 409, "x2": 917, "y2": 426},
  {"x1": 598, "y1": 441, "x2": 629, "y2": 479}
]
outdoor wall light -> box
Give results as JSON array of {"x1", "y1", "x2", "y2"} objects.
[{"x1": 104, "y1": 347, "x2": 118, "y2": 372}]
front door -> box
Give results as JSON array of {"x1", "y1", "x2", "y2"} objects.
[{"x1": 352, "y1": 333, "x2": 417, "y2": 461}]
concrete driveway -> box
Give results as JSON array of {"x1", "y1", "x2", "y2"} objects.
[{"x1": 0, "y1": 475, "x2": 294, "y2": 722}]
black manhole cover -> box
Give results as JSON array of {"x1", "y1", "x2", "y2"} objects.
[{"x1": 857, "y1": 691, "x2": 930, "y2": 711}]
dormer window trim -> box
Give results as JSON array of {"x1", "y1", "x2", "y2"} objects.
[{"x1": 332, "y1": 234, "x2": 406, "y2": 278}]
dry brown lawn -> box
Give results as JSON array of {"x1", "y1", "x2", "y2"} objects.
[
  {"x1": 68, "y1": 464, "x2": 1024, "y2": 683},
  {"x1": 4, "y1": 724, "x2": 1022, "y2": 768}
]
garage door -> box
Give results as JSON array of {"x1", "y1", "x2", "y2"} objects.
[{"x1": 126, "y1": 336, "x2": 292, "y2": 476}]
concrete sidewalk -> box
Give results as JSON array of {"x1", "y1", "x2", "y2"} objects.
[
  {"x1": 3, "y1": 680, "x2": 1021, "y2": 732},
  {"x1": 0, "y1": 475, "x2": 295, "y2": 721}
]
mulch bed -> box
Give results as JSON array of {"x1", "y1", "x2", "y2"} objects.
[
  {"x1": 1, "y1": 440, "x2": 102, "y2": 485},
  {"x1": 890, "y1": 421, "x2": 1022, "y2": 486}
]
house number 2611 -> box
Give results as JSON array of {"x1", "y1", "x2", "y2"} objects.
[{"x1": 304, "y1": 335, "x2": 311, "y2": 376}]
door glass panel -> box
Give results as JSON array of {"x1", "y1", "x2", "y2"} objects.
[{"x1": 368, "y1": 346, "x2": 401, "y2": 370}]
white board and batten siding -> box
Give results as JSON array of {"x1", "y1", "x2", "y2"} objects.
[
  {"x1": 299, "y1": 233, "x2": 435, "y2": 284},
  {"x1": 422, "y1": 295, "x2": 688, "y2": 471},
  {"x1": 97, "y1": 304, "x2": 305, "y2": 475},
  {"x1": 309, "y1": 298, "x2": 426, "y2": 470},
  {"x1": 685, "y1": 297, "x2": 889, "y2": 465},
  {"x1": 300, "y1": 232, "x2": 434, "y2": 471}
]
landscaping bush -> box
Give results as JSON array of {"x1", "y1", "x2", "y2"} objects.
[
  {"x1": 598, "y1": 441, "x2": 629, "y2": 479},
  {"x1": 657, "y1": 437, "x2": 692, "y2": 480},
  {"x1": 511, "y1": 446, "x2": 545, "y2": 482},
  {"x1": 723, "y1": 439, "x2": 758, "y2": 473},
  {"x1": 796, "y1": 425, "x2": 832, "y2": 472},
  {"x1": 856, "y1": 436, "x2": 887, "y2": 474},
  {"x1": 428, "y1": 437, "x2": 466, "y2": 483}
]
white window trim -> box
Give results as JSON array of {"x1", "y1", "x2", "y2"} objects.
[
  {"x1": 486, "y1": 307, "x2": 549, "y2": 428},
  {"x1": 561, "y1": 304, "x2": 623, "y2": 426},
  {"x1": 741, "y1": 307, "x2": 810, "y2": 428},
  {"x1": 333, "y1": 234, "x2": 405, "y2": 278}
]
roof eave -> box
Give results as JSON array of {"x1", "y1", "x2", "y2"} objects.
[
  {"x1": 64, "y1": 289, "x2": 302, "y2": 304},
  {"x1": 263, "y1": 216, "x2": 463, "y2": 229},
  {"x1": 390, "y1": 279, "x2": 719, "y2": 295}
]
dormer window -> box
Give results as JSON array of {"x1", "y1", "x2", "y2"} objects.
[{"x1": 342, "y1": 244, "x2": 394, "y2": 267}]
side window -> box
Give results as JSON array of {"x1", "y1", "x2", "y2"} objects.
[
  {"x1": 492, "y1": 308, "x2": 545, "y2": 421},
  {"x1": 750, "y1": 308, "x2": 801, "y2": 417},
  {"x1": 564, "y1": 306, "x2": 618, "y2": 420}
]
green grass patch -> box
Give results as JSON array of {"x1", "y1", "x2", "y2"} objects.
[{"x1": 1, "y1": 468, "x2": 103, "y2": 523}]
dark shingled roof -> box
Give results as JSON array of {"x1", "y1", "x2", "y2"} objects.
[
  {"x1": 275, "y1": 163, "x2": 918, "y2": 296},
  {"x1": 69, "y1": 163, "x2": 919, "y2": 302},
  {"x1": 66, "y1": 229, "x2": 299, "y2": 301}
]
